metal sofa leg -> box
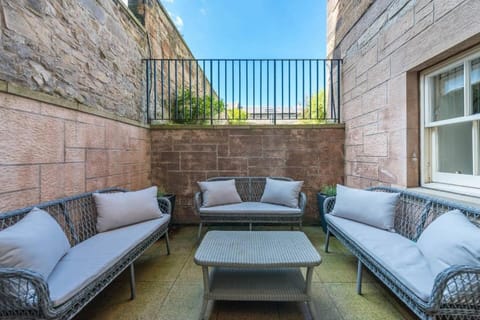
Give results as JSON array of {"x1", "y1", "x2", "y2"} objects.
[
  {"x1": 356, "y1": 259, "x2": 363, "y2": 295},
  {"x1": 165, "y1": 230, "x2": 171, "y2": 255},
  {"x1": 129, "y1": 263, "x2": 136, "y2": 300},
  {"x1": 324, "y1": 229, "x2": 331, "y2": 253},
  {"x1": 197, "y1": 222, "x2": 203, "y2": 241}
]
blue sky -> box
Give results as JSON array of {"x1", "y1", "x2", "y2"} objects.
[{"x1": 161, "y1": 0, "x2": 327, "y2": 59}]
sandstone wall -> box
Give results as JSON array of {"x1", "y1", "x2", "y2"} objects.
[
  {"x1": 0, "y1": 90, "x2": 151, "y2": 212},
  {"x1": 151, "y1": 126, "x2": 345, "y2": 224},
  {"x1": 327, "y1": 0, "x2": 480, "y2": 188}
]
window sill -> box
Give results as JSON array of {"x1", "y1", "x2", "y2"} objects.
[{"x1": 409, "y1": 183, "x2": 480, "y2": 208}]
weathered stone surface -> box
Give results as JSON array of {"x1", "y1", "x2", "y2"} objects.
[
  {"x1": 0, "y1": 166, "x2": 39, "y2": 193},
  {"x1": 0, "y1": 189, "x2": 39, "y2": 212},
  {"x1": 151, "y1": 127, "x2": 345, "y2": 223},
  {"x1": 86, "y1": 150, "x2": 108, "y2": 178},
  {"x1": 0, "y1": 108, "x2": 64, "y2": 164},
  {"x1": 40, "y1": 163, "x2": 85, "y2": 201},
  {"x1": 65, "y1": 121, "x2": 105, "y2": 149}
]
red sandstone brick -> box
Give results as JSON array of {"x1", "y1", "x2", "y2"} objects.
[
  {"x1": 65, "y1": 148, "x2": 85, "y2": 163},
  {"x1": 65, "y1": 121, "x2": 105, "y2": 148},
  {"x1": 0, "y1": 189, "x2": 40, "y2": 212},
  {"x1": 40, "y1": 163, "x2": 85, "y2": 201},
  {"x1": 86, "y1": 150, "x2": 108, "y2": 178},
  {"x1": 0, "y1": 166, "x2": 39, "y2": 193},
  {"x1": 0, "y1": 93, "x2": 41, "y2": 114}
]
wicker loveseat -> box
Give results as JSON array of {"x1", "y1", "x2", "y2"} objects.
[
  {"x1": 0, "y1": 188, "x2": 171, "y2": 320},
  {"x1": 194, "y1": 177, "x2": 306, "y2": 239},
  {"x1": 324, "y1": 186, "x2": 480, "y2": 319}
]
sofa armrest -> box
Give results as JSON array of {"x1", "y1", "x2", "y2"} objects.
[
  {"x1": 428, "y1": 265, "x2": 480, "y2": 313},
  {"x1": 298, "y1": 192, "x2": 307, "y2": 214},
  {"x1": 323, "y1": 196, "x2": 336, "y2": 215},
  {"x1": 0, "y1": 268, "x2": 54, "y2": 318},
  {"x1": 157, "y1": 197, "x2": 172, "y2": 215},
  {"x1": 193, "y1": 192, "x2": 202, "y2": 216}
]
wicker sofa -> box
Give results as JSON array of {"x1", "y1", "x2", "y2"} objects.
[
  {"x1": 324, "y1": 186, "x2": 480, "y2": 320},
  {"x1": 0, "y1": 188, "x2": 171, "y2": 320},
  {"x1": 194, "y1": 177, "x2": 307, "y2": 239}
]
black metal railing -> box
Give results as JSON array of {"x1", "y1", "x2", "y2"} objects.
[{"x1": 144, "y1": 59, "x2": 342, "y2": 125}]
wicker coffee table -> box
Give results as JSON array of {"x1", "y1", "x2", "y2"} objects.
[{"x1": 194, "y1": 231, "x2": 321, "y2": 319}]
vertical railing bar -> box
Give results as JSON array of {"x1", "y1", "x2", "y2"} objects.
[
  {"x1": 238, "y1": 60, "x2": 241, "y2": 121},
  {"x1": 217, "y1": 60, "x2": 220, "y2": 120},
  {"x1": 274, "y1": 60, "x2": 277, "y2": 124},
  {"x1": 329, "y1": 60, "x2": 334, "y2": 121},
  {"x1": 174, "y1": 60, "x2": 178, "y2": 121},
  {"x1": 153, "y1": 60, "x2": 157, "y2": 121},
  {"x1": 224, "y1": 60, "x2": 227, "y2": 120},
  {"x1": 260, "y1": 60, "x2": 263, "y2": 120},
  {"x1": 316, "y1": 60, "x2": 319, "y2": 120},
  {"x1": 146, "y1": 60, "x2": 150, "y2": 123},
  {"x1": 167, "y1": 61, "x2": 171, "y2": 120},
  {"x1": 161, "y1": 59, "x2": 164, "y2": 120},
  {"x1": 337, "y1": 59, "x2": 341, "y2": 123},
  {"x1": 181, "y1": 59, "x2": 184, "y2": 121},
  {"x1": 281, "y1": 60, "x2": 284, "y2": 120},
  {"x1": 232, "y1": 60, "x2": 235, "y2": 120},
  {"x1": 189, "y1": 60, "x2": 192, "y2": 120},
  {"x1": 210, "y1": 60, "x2": 213, "y2": 125},
  {"x1": 196, "y1": 61, "x2": 199, "y2": 120},
  {"x1": 302, "y1": 60, "x2": 305, "y2": 119},
  {"x1": 203, "y1": 60, "x2": 206, "y2": 121},
  {"x1": 323, "y1": 60, "x2": 326, "y2": 121},
  {"x1": 309, "y1": 59, "x2": 312, "y2": 120},
  {"x1": 267, "y1": 60, "x2": 270, "y2": 120},
  {"x1": 288, "y1": 60, "x2": 291, "y2": 119},
  {"x1": 246, "y1": 59, "x2": 248, "y2": 120},
  {"x1": 253, "y1": 60, "x2": 256, "y2": 119},
  {"x1": 295, "y1": 60, "x2": 298, "y2": 119}
]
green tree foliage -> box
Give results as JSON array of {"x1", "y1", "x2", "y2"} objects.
[
  {"x1": 302, "y1": 90, "x2": 326, "y2": 122},
  {"x1": 173, "y1": 89, "x2": 225, "y2": 124},
  {"x1": 227, "y1": 107, "x2": 248, "y2": 124}
]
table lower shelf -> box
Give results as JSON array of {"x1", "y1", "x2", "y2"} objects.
[{"x1": 205, "y1": 267, "x2": 309, "y2": 301}]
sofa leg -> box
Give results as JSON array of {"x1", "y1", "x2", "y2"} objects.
[
  {"x1": 356, "y1": 259, "x2": 363, "y2": 295},
  {"x1": 165, "y1": 230, "x2": 171, "y2": 255},
  {"x1": 324, "y1": 229, "x2": 331, "y2": 253},
  {"x1": 197, "y1": 223, "x2": 203, "y2": 241},
  {"x1": 129, "y1": 263, "x2": 136, "y2": 300},
  {"x1": 249, "y1": 223, "x2": 252, "y2": 231}
]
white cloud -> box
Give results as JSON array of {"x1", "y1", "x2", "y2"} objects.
[
  {"x1": 174, "y1": 15, "x2": 184, "y2": 29},
  {"x1": 200, "y1": 8, "x2": 207, "y2": 15}
]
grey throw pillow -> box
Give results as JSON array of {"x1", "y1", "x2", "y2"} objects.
[
  {"x1": 0, "y1": 208, "x2": 71, "y2": 279},
  {"x1": 197, "y1": 179, "x2": 242, "y2": 207},
  {"x1": 332, "y1": 184, "x2": 400, "y2": 231},
  {"x1": 94, "y1": 186, "x2": 163, "y2": 232},
  {"x1": 417, "y1": 210, "x2": 480, "y2": 277},
  {"x1": 260, "y1": 178, "x2": 303, "y2": 208}
]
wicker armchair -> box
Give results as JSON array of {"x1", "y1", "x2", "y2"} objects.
[
  {"x1": 324, "y1": 186, "x2": 480, "y2": 320},
  {"x1": 194, "y1": 177, "x2": 307, "y2": 239},
  {"x1": 0, "y1": 188, "x2": 172, "y2": 320}
]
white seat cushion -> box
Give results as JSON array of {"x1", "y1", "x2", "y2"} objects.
[
  {"x1": 47, "y1": 215, "x2": 169, "y2": 306},
  {"x1": 326, "y1": 214, "x2": 434, "y2": 302},
  {"x1": 199, "y1": 202, "x2": 302, "y2": 216}
]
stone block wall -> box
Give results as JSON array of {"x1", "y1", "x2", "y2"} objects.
[
  {"x1": 327, "y1": 0, "x2": 480, "y2": 188},
  {"x1": 151, "y1": 126, "x2": 345, "y2": 224},
  {"x1": 0, "y1": 90, "x2": 151, "y2": 212}
]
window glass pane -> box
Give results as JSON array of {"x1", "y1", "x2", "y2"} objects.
[
  {"x1": 438, "y1": 122, "x2": 472, "y2": 174},
  {"x1": 431, "y1": 65, "x2": 464, "y2": 121},
  {"x1": 472, "y1": 58, "x2": 480, "y2": 114}
]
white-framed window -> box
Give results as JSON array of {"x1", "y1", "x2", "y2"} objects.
[{"x1": 421, "y1": 48, "x2": 480, "y2": 192}]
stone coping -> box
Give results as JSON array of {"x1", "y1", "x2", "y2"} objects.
[
  {"x1": 150, "y1": 123, "x2": 345, "y2": 130},
  {"x1": 0, "y1": 80, "x2": 149, "y2": 129}
]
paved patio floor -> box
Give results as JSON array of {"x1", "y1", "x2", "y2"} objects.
[{"x1": 75, "y1": 226, "x2": 417, "y2": 320}]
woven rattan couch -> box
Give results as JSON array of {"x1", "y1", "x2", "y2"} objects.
[
  {"x1": 194, "y1": 177, "x2": 306, "y2": 239},
  {"x1": 324, "y1": 186, "x2": 480, "y2": 320},
  {"x1": 0, "y1": 188, "x2": 171, "y2": 320}
]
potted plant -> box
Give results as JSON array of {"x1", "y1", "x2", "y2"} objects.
[
  {"x1": 317, "y1": 184, "x2": 336, "y2": 233},
  {"x1": 157, "y1": 186, "x2": 176, "y2": 224}
]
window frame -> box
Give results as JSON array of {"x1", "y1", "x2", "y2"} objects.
[{"x1": 421, "y1": 48, "x2": 480, "y2": 192}]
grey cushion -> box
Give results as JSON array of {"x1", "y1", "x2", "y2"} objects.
[
  {"x1": 199, "y1": 202, "x2": 302, "y2": 216},
  {"x1": 417, "y1": 210, "x2": 480, "y2": 277},
  {"x1": 326, "y1": 214, "x2": 435, "y2": 301},
  {"x1": 94, "y1": 186, "x2": 163, "y2": 232},
  {"x1": 48, "y1": 215, "x2": 170, "y2": 306},
  {"x1": 332, "y1": 184, "x2": 399, "y2": 231},
  {"x1": 198, "y1": 179, "x2": 242, "y2": 207},
  {"x1": 260, "y1": 178, "x2": 303, "y2": 208},
  {"x1": 0, "y1": 208, "x2": 71, "y2": 280}
]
